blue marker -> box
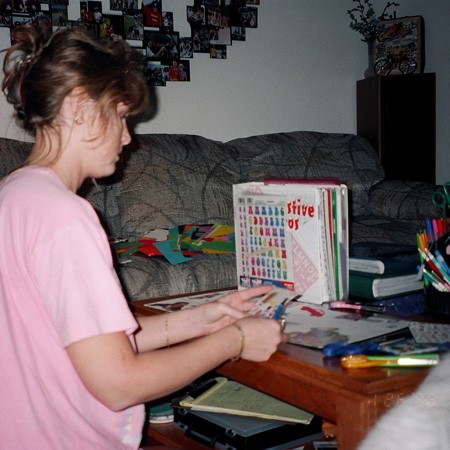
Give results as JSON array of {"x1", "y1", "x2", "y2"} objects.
[
  {"x1": 272, "y1": 295, "x2": 301, "y2": 319},
  {"x1": 426, "y1": 219, "x2": 434, "y2": 244},
  {"x1": 272, "y1": 303, "x2": 285, "y2": 320}
]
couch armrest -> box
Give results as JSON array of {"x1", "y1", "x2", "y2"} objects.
[{"x1": 368, "y1": 180, "x2": 443, "y2": 220}]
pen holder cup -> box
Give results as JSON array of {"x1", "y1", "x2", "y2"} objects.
[
  {"x1": 423, "y1": 234, "x2": 450, "y2": 316},
  {"x1": 424, "y1": 284, "x2": 450, "y2": 316}
]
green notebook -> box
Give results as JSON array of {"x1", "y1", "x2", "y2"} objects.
[
  {"x1": 349, "y1": 253, "x2": 420, "y2": 275},
  {"x1": 178, "y1": 377, "x2": 313, "y2": 424},
  {"x1": 349, "y1": 271, "x2": 422, "y2": 300}
]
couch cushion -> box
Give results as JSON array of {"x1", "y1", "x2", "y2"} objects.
[
  {"x1": 225, "y1": 131, "x2": 385, "y2": 217},
  {"x1": 117, "y1": 253, "x2": 237, "y2": 300},
  {"x1": 350, "y1": 215, "x2": 424, "y2": 249},
  {"x1": 368, "y1": 180, "x2": 442, "y2": 220},
  {"x1": 112, "y1": 134, "x2": 239, "y2": 240},
  {"x1": 78, "y1": 179, "x2": 123, "y2": 237},
  {"x1": 0, "y1": 138, "x2": 33, "y2": 179}
]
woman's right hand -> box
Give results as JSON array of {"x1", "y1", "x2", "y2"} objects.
[{"x1": 233, "y1": 316, "x2": 287, "y2": 362}]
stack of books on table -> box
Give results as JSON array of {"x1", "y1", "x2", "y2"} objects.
[{"x1": 349, "y1": 252, "x2": 423, "y2": 302}]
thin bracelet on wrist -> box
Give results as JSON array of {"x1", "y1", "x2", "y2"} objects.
[
  {"x1": 231, "y1": 322, "x2": 245, "y2": 361},
  {"x1": 164, "y1": 315, "x2": 170, "y2": 348}
]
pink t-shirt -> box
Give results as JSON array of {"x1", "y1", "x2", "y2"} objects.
[{"x1": 0, "y1": 166, "x2": 145, "y2": 449}]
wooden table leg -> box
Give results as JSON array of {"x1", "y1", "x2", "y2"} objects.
[
  {"x1": 335, "y1": 393, "x2": 380, "y2": 450},
  {"x1": 336, "y1": 383, "x2": 420, "y2": 450}
]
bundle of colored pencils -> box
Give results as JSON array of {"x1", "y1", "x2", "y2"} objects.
[{"x1": 416, "y1": 218, "x2": 450, "y2": 292}]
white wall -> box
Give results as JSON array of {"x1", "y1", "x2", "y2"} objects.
[
  {"x1": 136, "y1": 0, "x2": 366, "y2": 139},
  {"x1": 0, "y1": 0, "x2": 449, "y2": 183}
]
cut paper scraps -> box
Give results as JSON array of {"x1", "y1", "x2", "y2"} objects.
[{"x1": 112, "y1": 224, "x2": 235, "y2": 265}]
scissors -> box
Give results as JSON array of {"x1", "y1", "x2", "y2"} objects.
[
  {"x1": 341, "y1": 354, "x2": 440, "y2": 369},
  {"x1": 322, "y1": 341, "x2": 382, "y2": 357},
  {"x1": 432, "y1": 182, "x2": 450, "y2": 215}
]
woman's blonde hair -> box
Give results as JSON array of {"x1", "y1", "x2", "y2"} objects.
[{"x1": 2, "y1": 24, "x2": 149, "y2": 133}]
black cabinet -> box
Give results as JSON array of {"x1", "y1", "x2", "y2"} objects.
[{"x1": 357, "y1": 73, "x2": 436, "y2": 183}]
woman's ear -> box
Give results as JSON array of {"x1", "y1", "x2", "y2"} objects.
[{"x1": 60, "y1": 87, "x2": 91, "y2": 126}]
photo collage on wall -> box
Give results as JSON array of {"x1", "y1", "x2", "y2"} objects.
[{"x1": 0, "y1": 0, "x2": 260, "y2": 87}]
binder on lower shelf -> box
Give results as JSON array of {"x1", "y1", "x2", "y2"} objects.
[{"x1": 173, "y1": 408, "x2": 323, "y2": 450}]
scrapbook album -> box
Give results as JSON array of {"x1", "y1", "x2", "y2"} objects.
[{"x1": 233, "y1": 180, "x2": 348, "y2": 304}]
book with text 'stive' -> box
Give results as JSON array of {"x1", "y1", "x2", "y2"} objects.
[
  {"x1": 349, "y1": 271, "x2": 423, "y2": 300},
  {"x1": 233, "y1": 180, "x2": 348, "y2": 304},
  {"x1": 177, "y1": 377, "x2": 313, "y2": 425}
]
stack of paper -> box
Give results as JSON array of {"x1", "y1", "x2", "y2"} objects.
[{"x1": 284, "y1": 301, "x2": 411, "y2": 349}]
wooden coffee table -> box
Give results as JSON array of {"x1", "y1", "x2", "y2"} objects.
[{"x1": 130, "y1": 295, "x2": 448, "y2": 450}]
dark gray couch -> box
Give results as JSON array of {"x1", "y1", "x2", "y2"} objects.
[{"x1": 0, "y1": 131, "x2": 442, "y2": 301}]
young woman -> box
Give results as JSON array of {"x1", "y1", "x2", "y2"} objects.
[{"x1": 0, "y1": 26, "x2": 285, "y2": 448}]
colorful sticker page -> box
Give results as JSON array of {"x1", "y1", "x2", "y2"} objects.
[
  {"x1": 249, "y1": 288, "x2": 300, "y2": 318},
  {"x1": 234, "y1": 192, "x2": 295, "y2": 290},
  {"x1": 144, "y1": 288, "x2": 299, "y2": 317}
]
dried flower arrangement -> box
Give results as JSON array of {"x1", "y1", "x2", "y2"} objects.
[{"x1": 347, "y1": 0, "x2": 399, "y2": 42}]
